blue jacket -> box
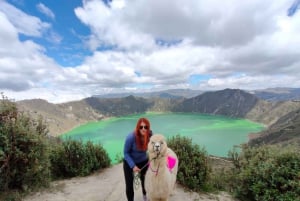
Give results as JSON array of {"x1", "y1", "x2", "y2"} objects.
[{"x1": 124, "y1": 132, "x2": 149, "y2": 168}]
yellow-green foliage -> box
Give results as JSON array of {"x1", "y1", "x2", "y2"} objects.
[
  {"x1": 229, "y1": 144, "x2": 300, "y2": 201},
  {"x1": 167, "y1": 135, "x2": 211, "y2": 191},
  {"x1": 0, "y1": 95, "x2": 50, "y2": 192},
  {"x1": 49, "y1": 139, "x2": 111, "y2": 178}
]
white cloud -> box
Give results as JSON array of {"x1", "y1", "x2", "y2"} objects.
[
  {"x1": 37, "y1": 3, "x2": 55, "y2": 20},
  {"x1": 75, "y1": 0, "x2": 290, "y2": 48},
  {"x1": 0, "y1": 0, "x2": 300, "y2": 103},
  {"x1": 75, "y1": 0, "x2": 155, "y2": 51},
  {"x1": 203, "y1": 74, "x2": 300, "y2": 90},
  {"x1": 0, "y1": 1, "x2": 50, "y2": 37},
  {"x1": 3, "y1": 88, "x2": 89, "y2": 103},
  {"x1": 0, "y1": 7, "x2": 62, "y2": 93}
]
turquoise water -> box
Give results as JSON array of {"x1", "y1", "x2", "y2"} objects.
[{"x1": 61, "y1": 113, "x2": 264, "y2": 163}]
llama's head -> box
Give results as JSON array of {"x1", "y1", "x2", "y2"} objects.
[{"x1": 147, "y1": 134, "x2": 168, "y2": 159}]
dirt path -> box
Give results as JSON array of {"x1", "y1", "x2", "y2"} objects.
[{"x1": 22, "y1": 164, "x2": 238, "y2": 201}]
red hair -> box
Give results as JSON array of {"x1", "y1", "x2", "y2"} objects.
[{"x1": 134, "y1": 117, "x2": 151, "y2": 151}]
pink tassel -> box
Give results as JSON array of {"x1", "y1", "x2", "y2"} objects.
[{"x1": 167, "y1": 156, "x2": 176, "y2": 171}]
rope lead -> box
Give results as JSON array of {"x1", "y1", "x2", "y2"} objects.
[{"x1": 133, "y1": 172, "x2": 141, "y2": 190}]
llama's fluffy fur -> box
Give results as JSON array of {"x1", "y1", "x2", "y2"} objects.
[{"x1": 145, "y1": 134, "x2": 178, "y2": 201}]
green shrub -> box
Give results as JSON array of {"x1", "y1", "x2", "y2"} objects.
[
  {"x1": 49, "y1": 138, "x2": 111, "y2": 178},
  {"x1": 207, "y1": 157, "x2": 234, "y2": 191},
  {"x1": 0, "y1": 190, "x2": 22, "y2": 201},
  {"x1": 167, "y1": 135, "x2": 211, "y2": 191},
  {"x1": 85, "y1": 141, "x2": 110, "y2": 171},
  {"x1": 229, "y1": 144, "x2": 300, "y2": 201},
  {"x1": 114, "y1": 152, "x2": 124, "y2": 164},
  {"x1": 0, "y1": 96, "x2": 50, "y2": 192}
]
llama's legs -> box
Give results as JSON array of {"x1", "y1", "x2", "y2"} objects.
[{"x1": 171, "y1": 181, "x2": 176, "y2": 195}]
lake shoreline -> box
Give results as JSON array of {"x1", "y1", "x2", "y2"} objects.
[{"x1": 62, "y1": 113, "x2": 265, "y2": 159}]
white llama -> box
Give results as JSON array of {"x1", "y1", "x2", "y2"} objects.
[{"x1": 145, "y1": 134, "x2": 178, "y2": 201}]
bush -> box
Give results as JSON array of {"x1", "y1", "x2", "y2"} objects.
[
  {"x1": 0, "y1": 95, "x2": 50, "y2": 192},
  {"x1": 229, "y1": 144, "x2": 300, "y2": 201},
  {"x1": 167, "y1": 135, "x2": 211, "y2": 191},
  {"x1": 50, "y1": 138, "x2": 111, "y2": 178}
]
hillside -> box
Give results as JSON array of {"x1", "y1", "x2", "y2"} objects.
[
  {"x1": 173, "y1": 89, "x2": 259, "y2": 117},
  {"x1": 17, "y1": 99, "x2": 103, "y2": 136},
  {"x1": 249, "y1": 108, "x2": 300, "y2": 146},
  {"x1": 246, "y1": 100, "x2": 300, "y2": 125},
  {"x1": 16, "y1": 89, "x2": 300, "y2": 146},
  {"x1": 252, "y1": 87, "x2": 300, "y2": 101},
  {"x1": 84, "y1": 95, "x2": 153, "y2": 116}
]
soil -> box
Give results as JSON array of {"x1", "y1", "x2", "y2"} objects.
[{"x1": 22, "y1": 163, "x2": 239, "y2": 201}]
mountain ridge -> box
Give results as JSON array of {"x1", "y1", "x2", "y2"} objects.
[
  {"x1": 93, "y1": 87, "x2": 300, "y2": 101},
  {"x1": 16, "y1": 88, "x2": 300, "y2": 146}
]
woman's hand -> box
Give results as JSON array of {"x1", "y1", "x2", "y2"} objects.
[{"x1": 133, "y1": 166, "x2": 140, "y2": 172}]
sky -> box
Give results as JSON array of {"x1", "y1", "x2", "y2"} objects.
[{"x1": 0, "y1": 0, "x2": 300, "y2": 103}]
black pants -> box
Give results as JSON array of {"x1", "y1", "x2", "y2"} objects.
[{"x1": 123, "y1": 159, "x2": 148, "y2": 201}]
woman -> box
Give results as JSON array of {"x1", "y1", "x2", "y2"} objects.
[{"x1": 123, "y1": 117, "x2": 152, "y2": 201}]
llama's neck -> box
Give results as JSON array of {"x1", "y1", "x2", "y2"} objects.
[{"x1": 149, "y1": 154, "x2": 167, "y2": 175}]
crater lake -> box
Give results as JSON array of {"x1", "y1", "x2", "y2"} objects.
[{"x1": 62, "y1": 112, "x2": 264, "y2": 163}]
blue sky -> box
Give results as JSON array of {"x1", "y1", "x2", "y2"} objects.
[
  {"x1": 0, "y1": 0, "x2": 300, "y2": 103},
  {"x1": 9, "y1": 0, "x2": 91, "y2": 66},
  {"x1": 288, "y1": 0, "x2": 300, "y2": 16}
]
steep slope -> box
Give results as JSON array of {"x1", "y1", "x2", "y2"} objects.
[
  {"x1": 249, "y1": 108, "x2": 300, "y2": 146},
  {"x1": 246, "y1": 100, "x2": 300, "y2": 126},
  {"x1": 84, "y1": 95, "x2": 153, "y2": 116},
  {"x1": 173, "y1": 89, "x2": 300, "y2": 127},
  {"x1": 174, "y1": 88, "x2": 259, "y2": 117},
  {"x1": 17, "y1": 99, "x2": 103, "y2": 136}
]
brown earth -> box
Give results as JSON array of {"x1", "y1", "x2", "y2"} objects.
[{"x1": 22, "y1": 163, "x2": 239, "y2": 201}]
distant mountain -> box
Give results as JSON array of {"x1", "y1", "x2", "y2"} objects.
[
  {"x1": 174, "y1": 88, "x2": 259, "y2": 118},
  {"x1": 251, "y1": 87, "x2": 300, "y2": 101},
  {"x1": 84, "y1": 95, "x2": 152, "y2": 116},
  {"x1": 93, "y1": 89, "x2": 203, "y2": 99},
  {"x1": 16, "y1": 89, "x2": 300, "y2": 147}
]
